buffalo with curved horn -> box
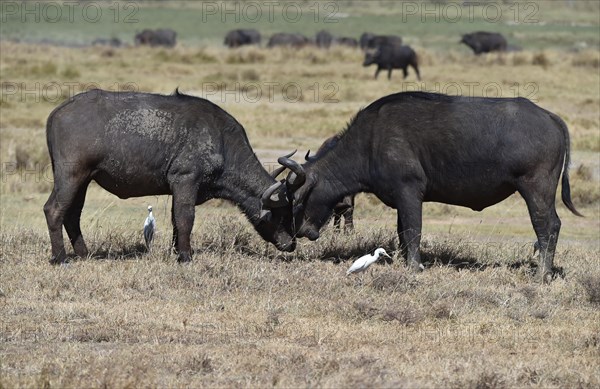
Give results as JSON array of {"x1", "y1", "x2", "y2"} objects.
[
  {"x1": 44, "y1": 89, "x2": 296, "y2": 264},
  {"x1": 280, "y1": 92, "x2": 582, "y2": 283}
]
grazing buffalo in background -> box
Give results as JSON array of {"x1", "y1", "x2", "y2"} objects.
[
  {"x1": 134, "y1": 28, "x2": 177, "y2": 47},
  {"x1": 316, "y1": 30, "x2": 333, "y2": 49},
  {"x1": 334, "y1": 37, "x2": 359, "y2": 48},
  {"x1": 44, "y1": 89, "x2": 296, "y2": 264},
  {"x1": 305, "y1": 136, "x2": 354, "y2": 232},
  {"x1": 224, "y1": 29, "x2": 261, "y2": 48},
  {"x1": 279, "y1": 92, "x2": 582, "y2": 283},
  {"x1": 460, "y1": 31, "x2": 507, "y2": 55},
  {"x1": 360, "y1": 32, "x2": 375, "y2": 50},
  {"x1": 91, "y1": 38, "x2": 122, "y2": 47},
  {"x1": 363, "y1": 44, "x2": 421, "y2": 80},
  {"x1": 360, "y1": 34, "x2": 402, "y2": 50},
  {"x1": 267, "y1": 33, "x2": 310, "y2": 48}
]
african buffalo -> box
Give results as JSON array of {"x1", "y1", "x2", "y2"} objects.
[
  {"x1": 305, "y1": 136, "x2": 354, "y2": 232},
  {"x1": 360, "y1": 33, "x2": 402, "y2": 50},
  {"x1": 279, "y1": 92, "x2": 582, "y2": 283},
  {"x1": 267, "y1": 33, "x2": 310, "y2": 48},
  {"x1": 224, "y1": 29, "x2": 261, "y2": 48},
  {"x1": 44, "y1": 89, "x2": 295, "y2": 264},
  {"x1": 360, "y1": 33, "x2": 375, "y2": 50},
  {"x1": 316, "y1": 30, "x2": 333, "y2": 49},
  {"x1": 460, "y1": 31, "x2": 507, "y2": 55},
  {"x1": 334, "y1": 37, "x2": 359, "y2": 48},
  {"x1": 134, "y1": 28, "x2": 177, "y2": 47},
  {"x1": 91, "y1": 38, "x2": 122, "y2": 47},
  {"x1": 363, "y1": 44, "x2": 421, "y2": 80}
]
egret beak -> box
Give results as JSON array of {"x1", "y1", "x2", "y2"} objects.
[{"x1": 382, "y1": 253, "x2": 393, "y2": 264}]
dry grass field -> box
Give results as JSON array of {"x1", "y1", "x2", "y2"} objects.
[{"x1": 1, "y1": 1, "x2": 600, "y2": 387}]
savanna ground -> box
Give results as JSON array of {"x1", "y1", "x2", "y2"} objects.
[{"x1": 1, "y1": 1, "x2": 599, "y2": 387}]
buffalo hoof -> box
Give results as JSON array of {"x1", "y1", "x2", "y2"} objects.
[
  {"x1": 409, "y1": 260, "x2": 425, "y2": 273},
  {"x1": 536, "y1": 269, "x2": 553, "y2": 284},
  {"x1": 49, "y1": 252, "x2": 67, "y2": 265},
  {"x1": 177, "y1": 252, "x2": 192, "y2": 263},
  {"x1": 74, "y1": 249, "x2": 89, "y2": 259}
]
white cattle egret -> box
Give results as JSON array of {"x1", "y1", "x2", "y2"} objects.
[
  {"x1": 144, "y1": 205, "x2": 156, "y2": 250},
  {"x1": 347, "y1": 248, "x2": 392, "y2": 283}
]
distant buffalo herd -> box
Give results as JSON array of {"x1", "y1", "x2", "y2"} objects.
[{"x1": 91, "y1": 28, "x2": 515, "y2": 82}]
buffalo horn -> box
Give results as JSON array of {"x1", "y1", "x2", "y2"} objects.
[
  {"x1": 270, "y1": 150, "x2": 297, "y2": 178},
  {"x1": 278, "y1": 157, "x2": 306, "y2": 188},
  {"x1": 270, "y1": 165, "x2": 286, "y2": 179},
  {"x1": 282, "y1": 149, "x2": 297, "y2": 159},
  {"x1": 304, "y1": 150, "x2": 311, "y2": 161}
]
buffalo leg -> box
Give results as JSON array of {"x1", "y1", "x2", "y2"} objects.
[
  {"x1": 374, "y1": 66, "x2": 381, "y2": 79},
  {"x1": 333, "y1": 212, "x2": 342, "y2": 230},
  {"x1": 395, "y1": 193, "x2": 423, "y2": 272},
  {"x1": 44, "y1": 173, "x2": 87, "y2": 264},
  {"x1": 344, "y1": 208, "x2": 354, "y2": 232},
  {"x1": 171, "y1": 184, "x2": 197, "y2": 263},
  {"x1": 402, "y1": 67, "x2": 408, "y2": 79},
  {"x1": 63, "y1": 182, "x2": 90, "y2": 258},
  {"x1": 518, "y1": 179, "x2": 561, "y2": 283},
  {"x1": 411, "y1": 62, "x2": 421, "y2": 81},
  {"x1": 397, "y1": 214, "x2": 408, "y2": 261},
  {"x1": 388, "y1": 68, "x2": 393, "y2": 80},
  {"x1": 344, "y1": 196, "x2": 355, "y2": 232}
]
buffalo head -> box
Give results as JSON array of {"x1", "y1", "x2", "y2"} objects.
[
  {"x1": 278, "y1": 155, "x2": 334, "y2": 241},
  {"x1": 257, "y1": 151, "x2": 298, "y2": 251},
  {"x1": 363, "y1": 50, "x2": 378, "y2": 67}
]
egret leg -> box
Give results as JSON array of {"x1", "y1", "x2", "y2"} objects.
[{"x1": 171, "y1": 199, "x2": 179, "y2": 254}]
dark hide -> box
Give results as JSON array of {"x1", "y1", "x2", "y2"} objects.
[
  {"x1": 460, "y1": 31, "x2": 507, "y2": 55},
  {"x1": 267, "y1": 33, "x2": 310, "y2": 48},
  {"x1": 334, "y1": 37, "x2": 359, "y2": 48},
  {"x1": 360, "y1": 32, "x2": 375, "y2": 50},
  {"x1": 91, "y1": 38, "x2": 122, "y2": 47},
  {"x1": 134, "y1": 28, "x2": 177, "y2": 47},
  {"x1": 361, "y1": 34, "x2": 402, "y2": 50},
  {"x1": 305, "y1": 135, "x2": 354, "y2": 232},
  {"x1": 316, "y1": 30, "x2": 333, "y2": 49},
  {"x1": 224, "y1": 29, "x2": 261, "y2": 48}
]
